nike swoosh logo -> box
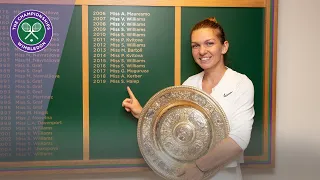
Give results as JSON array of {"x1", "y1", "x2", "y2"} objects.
[{"x1": 223, "y1": 91, "x2": 233, "y2": 97}]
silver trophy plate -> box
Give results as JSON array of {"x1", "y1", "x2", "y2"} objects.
[{"x1": 137, "y1": 86, "x2": 230, "y2": 180}]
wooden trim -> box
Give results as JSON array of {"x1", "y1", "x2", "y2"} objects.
[
  {"x1": 0, "y1": 0, "x2": 265, "y2": 7},
  {"x1": 0, "y1": 159, "x2": 145, "y2": 168},
  {"x1": 271, "y1": 0, "x2": 278, "y2": 168},
  {"x1": 244, "y1": 155, "x2": 268, "y2": 161},
  {"x1": 78, "y1": 0, "x2": 264, "y2": 7},
  {"x1": 241, "y1": 163, "x2": 274, "y2": 168},
  {"x1": 0, "y1": 0, "x2": 76, "y2": 5},
  {"x1": 0, "y1": 167, "x2": 150, "y2": 176},
  {"x1": 174, "y1": 7, "x2": 181, "y2": 86},
  {"x1": 82, "y1": 5, "x2": 90, "y2": 161},
  {"x1": 262, "y1": 0, "x2": 271, "y2": 164}
]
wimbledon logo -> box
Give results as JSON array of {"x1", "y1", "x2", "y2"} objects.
[{"x1": 10, "y1": 10, "x2": 53, "y2": 53}]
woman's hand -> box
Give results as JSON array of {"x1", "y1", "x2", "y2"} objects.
[
  {"x1": 177, "y1": 163, "x2": 204, "y2": 180},
  {"x1": 122, "y1": 86, "x2": 142, "y2": 119}
]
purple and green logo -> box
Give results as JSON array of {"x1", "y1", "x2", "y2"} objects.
[{"x1": 10, "y1": 10, "x2": 53, "y2": 53}]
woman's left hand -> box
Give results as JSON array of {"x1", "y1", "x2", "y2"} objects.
[{"x1": 177, "y1": 163, "x2": 204, "y2": 180}]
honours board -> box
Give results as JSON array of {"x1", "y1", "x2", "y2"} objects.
[
  {"x1": 181, "y1": 7, "x2": 265, "y2": 161},
  {"x1": 0, "y1": 1, "x2": 277, "y2": 173}
]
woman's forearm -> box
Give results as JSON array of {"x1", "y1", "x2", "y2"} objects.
[{"x1": 195, "y1": 137, "x2": 243, "y2": 172}]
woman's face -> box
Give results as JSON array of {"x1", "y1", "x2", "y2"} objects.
[{"x1": 191, "y1": 28, "x2": 228, "y2": 71}]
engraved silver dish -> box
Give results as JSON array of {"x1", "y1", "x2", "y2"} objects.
[{"x1": 137, "y1": 85, "x2": 230, "y2": 180}]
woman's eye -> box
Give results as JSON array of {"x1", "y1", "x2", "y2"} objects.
[
  {"x1": 206, "y1": 42, "x2": 214, "y2": 46},
  {"x1": 192, "y1": 44, "x2": 199, "y2": 48}
]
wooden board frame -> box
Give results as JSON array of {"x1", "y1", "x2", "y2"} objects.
[{"x1": 0, "y1": 0, "x2": 278, "y2": 175}]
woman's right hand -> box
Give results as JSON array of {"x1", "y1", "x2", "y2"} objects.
[{"x1": 122, "y1": 86, "x2": 142, "y2": 119}]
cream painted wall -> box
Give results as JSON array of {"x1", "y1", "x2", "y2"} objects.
[{"x1": 3, "y1": 0, "x2": 320, "y2": 179}]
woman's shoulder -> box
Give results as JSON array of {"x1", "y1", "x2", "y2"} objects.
[
  {"x1": 228, "y1": 68, "x2": 253, "y2": 85},
  {"x1": 182, "y1": 71, "x2": 204, "y2": 86},
  {"x1": 226, "y1": 68, "x2": 254, "y2": 94}
]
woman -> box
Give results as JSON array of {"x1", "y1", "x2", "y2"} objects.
[{"x1": 122, "y1": 17, "x2": 255, "y2": 180}]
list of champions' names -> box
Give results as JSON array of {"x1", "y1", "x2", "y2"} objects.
[
  {"x1": 0, "y1": 9, "x2": 11, "y2": 159},
  {"x1": 0, "y1": 9, "x2": 61, "y2": 161},
  {"x1": 91, "y1": 10, "x2": 150, "y2": 85}
]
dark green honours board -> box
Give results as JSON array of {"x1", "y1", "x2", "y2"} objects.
[
  {"x1": 0, "y1": 5, "x2": 83, "y2": 166},
  {"x1": 181, "y1": 7, "x2": 265, "y2": 165},
  {"x1": 88, "y1": 6, "x2": 175, "y2": 159},
  {"x1": 44, "y1": 6, "x2": 83, "y2": 161}
]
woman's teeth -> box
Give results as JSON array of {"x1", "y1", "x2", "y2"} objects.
[{"x1": 200, "y1": 57, "x2": 210, "y2": 61}]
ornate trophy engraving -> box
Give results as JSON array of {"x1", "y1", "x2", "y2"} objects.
[{"x1": 137, "y1": 86, "x2": 230, "y2": 180}]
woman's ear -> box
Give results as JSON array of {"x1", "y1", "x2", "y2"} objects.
[{"x1": 222, "y1": 41, "x2": 229, "y2": 54}]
